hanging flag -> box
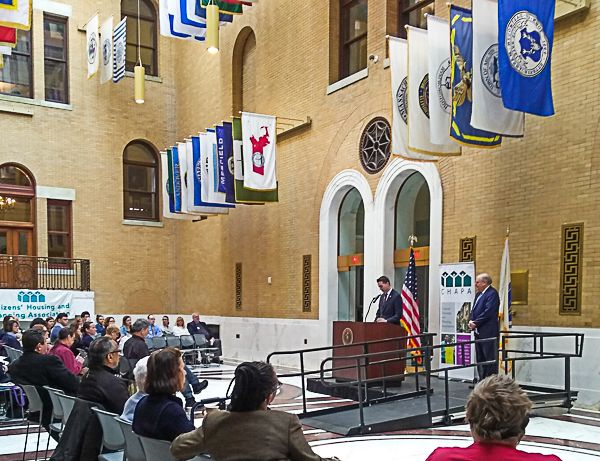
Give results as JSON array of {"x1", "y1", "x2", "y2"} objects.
[
  {"x1": 449, "y1": 4, "x2": 502, "y2": 148},
  {"x1": 0, "y1": 26, "x2": 17, "y2": 47},
  {"x1": 186, "y1": 137, "x2": 233, "y2": 212},
  {"x1": 169, "y1": 147, "x2": 183, "y2": 212},
  {"x1": 498, "y1": 235, "x2": 512, "y2": 371},
  {"x1": 0, "y1": 46, "x2": 11, "y2": 55},
  {"x1": 389, "y1": 36, "x2": 433, "y2": 162},
  {"x1": 200, "y1": 131, "x2": 228, "y2": 205},
  {"x1": 499, "y1": 0, "x2": 555, "y2": 116},
  {"x1": 427, "y1": 15, "x2": 453, "y2": 146},
  {"x1": 194, "y1": 0, "x2": 233, "y2": 23},
  {"x1": 86, "y1": 13, "x2": 99, "y2": 79},
  {"x1": 100, "y1": 16, "x2": 113, "y2": 84},
  {"x1": 178, "y1": 141, "x2": 190, "y2": 213},
  {"x1": 200, "y1": 0, "x2": 242, "y2": 15},
  {"x1": 0, "y1": 55, "x2": 3, "y2": 69},
  {"x1": 400, "y1": 248, "x2": 421, "y2": 351},
  {"x1": 232, "y1": 117, "x2": 277, "y2": 203},
  {"x1": 169, "y1": 0, "x2": 206, "y2": 39},
  {"x1": 113, "y1": 17, "x2": 126, "y2": 83},
  {"x1": 407, "y1": 26, "x2": 460, "y2": 157},
  {"x1": 215, "y1": 125, "x2": 227, "y2": 194},
  {"x1": 472, "y1": 0, "x2": 524, "y2": 136},
  {"x1": 179, "y1": 0, "x2": 231, "y2": 28},
  {"x1": 160, "y1": 0, "x2": 204, "y2": 41},
  {"x1": 222, "y1": 121, "x2": 236, "y2": 203},
  {"x1": 242, "y1": 112, "x2": 277, "y2": 191},
  {"x1": 160, "y1": 152, "x2": 201, "y2": 220},
  {"x1": 0, "y1": 0, "x2": 31, "y2": 30}
]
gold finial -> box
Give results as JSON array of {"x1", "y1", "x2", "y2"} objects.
[
  {"x1": 506, "y1": 227, "x2": 510, "y2": 237},
  {"x1": 408, "y1": 235, "x2": 417, "y2": 247}
]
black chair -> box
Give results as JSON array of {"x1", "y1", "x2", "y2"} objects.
[
  {"x1": 20, "y1": 385, "x2": 44, "y2": 461},
  {"x1": 144, "y1": 338, "x2": 154, "y2": 352},
  {"x1": 166, "y1": 336, "x2": 181, "y2": 349},
  {"x1": 151, "y1": 336, "x2": 167, "y2": 350}
]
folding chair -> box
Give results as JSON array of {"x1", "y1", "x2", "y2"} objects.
[
  {"x1": 166, "y1": 336, "x2": 181, "y2": 349},
  {"x1": 144, "y1": 338, "x2": 154, "y2": 351},
  {"x1": 55, "y1": 393, "x2": 77, "y2": 427},
  {"x1": 152, "y1": 336, "x2": 167, "y2": 350},
  {"x1": 139, "y1": 435, "x2": 211, "y2": 461},
  {"x1": 115, "y1": 417, "x2": 146, "y2": 461},
  {"x1": 43, "y1": 386, "x2": 65, "y2": 457},
  {"x1": 20, "y1": 385, "x2": 44, "y2": 461},
  {"x1": 92, "y1": 408, "x2": 125, "y2": 461}
]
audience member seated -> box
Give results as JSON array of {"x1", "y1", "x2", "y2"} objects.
[
  {"x1": 8, "y1": 329, "x2": 79, "y2": 438},
  {"x1": 187, "y1": 313, "x2": 222, "y2": 363},
  {"x1": 171, "y1": 361, "x2": 339, "y2": 461},
  {"x1": 103, "y1": 316, "x2": 116, "y2": 335},
  {"x1": 29, "y1": 317, "x2": 48, "y2": 329},
  {"x1": 426, "y1": 374, "x2": 560, "y2": 461},
  {"x1": 120, "y1": 356, "x2": 149, "y2": 422},
  {"x1": 95, "y1": 315, "x2": 105, "y2": 336},
  {"x1": 0, "y1": 315, "x2": 12, "y2": 340},
  {"x1": 124, "y1": 319, "x2": 208, "y2": 408},
  {"x1": 106, "y1": 325, "x2": 121, "y2": 342},
  {"x1": 172, "y1": 317, "x2": 187, "y2": 336},
  {"x1": 77, "y1": 336, "x2": 129, "y2": 414},
  {"x1": 50, "y1": 313, "x2": 69, "y2": 342},
  {"x1": 48, "y1": 327, "x2": 86, "y2": 375},
  {"x1": 80, "y1": 321, "x2": 97, "y2": 350},
  {"x1": 146, "y1": 314, "x2": 163, "y2": 338},
  {"x1": 2, "y1": 319, "x2": 22, "y2": 351},
  {"x1": 81, "y1": 311, "x2": 91, "y2": 323},
  {"x1": 120, "y1": 315, "x2": 132, "y2": 337},
  {"x1": 133, "y1": 348, "x2": 194, "y2": 442},
  {"x1": 70, "y1": 321, "x2": 83, "y2": 354},
  {"x1": 46, "y1": 316, "x2": 55, "y2": 331},
  {"x1": 162, "y1": 316, "x2": 174, "y2": 335}
]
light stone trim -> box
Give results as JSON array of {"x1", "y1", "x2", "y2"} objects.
[
  {"x1": 122, "y1": 219, "x2": 164, "y2": 228},
  {"x1": 32, "y1": 0, "x2": 72, "y2": 17},
  {"x1": 37, "y1": 185, "x2": 76, "y2": 201},
  {"x1": 326, "y1": 68, "x2": 369, "y2": 95}
]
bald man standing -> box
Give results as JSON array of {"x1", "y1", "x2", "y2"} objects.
[{"x1": 469, "y1": 273, "x2": 500, "y2": 380}]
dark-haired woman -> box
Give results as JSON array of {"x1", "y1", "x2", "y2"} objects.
[
  {"x1": 80, "y1": 321, "x2": 96, "y2": 350},
  {"x1": 132, "y1": 347, "x2": 195, "y2": 442},
  {"x1": 120, "y1": 315, "x2": 132, "y2": 337},
  {"x1": 48, "y1": 327, "x2": 85, "y2": 375},
  {"x1": 171, "y1": 361, "x2": 339, "y2": 461},
  {"x1": 1, "y1": 319, "x2": 22, "y2": 351}
]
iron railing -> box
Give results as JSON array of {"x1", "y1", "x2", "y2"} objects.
[{"x1": 0, "y1": 255, "x2": 91, "y2": 291}]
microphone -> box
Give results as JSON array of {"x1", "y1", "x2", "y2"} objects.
[{"x1": 365, "y1": 293, "x2": 382, "y2": 321}]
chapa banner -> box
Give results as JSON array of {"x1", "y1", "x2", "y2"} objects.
[
  {"x1": 242, "y1": 112, "x2": 277, "y2": 191},
  {"x1": 498, "y1": 0, "x2": 555, "y2": 116},
  {"x1": 449, "y1": 4, "x2": 502, "y2": 148},
  {"x1": 86, "y1": 12, "x2": 99, "y2": 78},
  {"x1": 472, "y1": 0, "x2": 524, "y2": 136},
  {"x1": 0, "y1": 290, "x2": 74, "y2": 320}
]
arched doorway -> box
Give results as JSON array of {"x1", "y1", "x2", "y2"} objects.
[
  {"x1": 337, "y1": 188, "x2": 365, "y2": 321},
  {"x1": 0, "y1": 164, "x2": 36, "y2": 288},
  {"x1": 394, "y1": 172, "x2": 430, "y2": 332}
]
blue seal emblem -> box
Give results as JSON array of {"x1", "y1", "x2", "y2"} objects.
[
  {"x1": 481, "y1": 44, "x2": 501, "y2": 97},
  {"x1": 505, "y1": 10, "x2": 549, "y2": 78},
  {"x1": 116, "y1": 40, "x2": 125, "y2": 65},
  {"x1": 396, "y1": 77, "x2": 408, "y2": 125},
  {"x1": 102, "y1": 38, "x2": 111, "y2": 66}
]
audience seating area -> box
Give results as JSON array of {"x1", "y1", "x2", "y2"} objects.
[{"x1": 144, "y1": 334, "x2": 220, "y2": 366}]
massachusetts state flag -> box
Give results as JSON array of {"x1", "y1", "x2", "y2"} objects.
[
  {"x1": 449, "y1": 4, "x2": 501, "y2": 148},
  {"x1": 499, "y1": 0, "x2": 555, "y2": 116},
  {"x1": 242, "y1": 112, "x2": 277, "y2": 191},
  {"x1": 401, "y1": 248, "x2": 421, "y2": 350}
]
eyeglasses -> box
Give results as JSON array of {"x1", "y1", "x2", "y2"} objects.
[
  {"x1": 276, "y1": 380, "x2": 283, "y2": 391},
  {"x1": 107, "y1": 350, "x2": 120, "y2": 357}
]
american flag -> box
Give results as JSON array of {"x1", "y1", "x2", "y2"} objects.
[{"x1": 400, "y1": 248, "x2": 421, "y2": 350}]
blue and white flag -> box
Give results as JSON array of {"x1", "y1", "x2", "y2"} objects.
[
  {"x1": 159, "y1": 0, "x2": 204, "y2": 41},
  {"x1": 216, "y1": 125, "x2": 227, "y2": 193},
  {"x1": 170, "y1": 146, "x2": 183, "y2": 212},
  {"x1": 449, "y1": 4, "x2": 502, "y2": 148},
  {"x1": 200, "y1": 131, "x2": 228, "y2": 205},
  {"x1": 222, "y1": 121, "x2": 236, "y2": 203},
  {"x1": 499, "y1": 0, "x2": 555, "y2": 116},
  {"x1": 179, "y1": 0, "x2": 230, "y2": 28},
  {"x1": 113, "y1": 17, "x2": 126, "y2": 83},
  {"x1": 161, "y1": 152, "x2": 197, "y2": 221}
]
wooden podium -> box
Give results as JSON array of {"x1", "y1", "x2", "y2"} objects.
[{"x1": 332, "y1": 321, "x2": 407, "y2": 381}]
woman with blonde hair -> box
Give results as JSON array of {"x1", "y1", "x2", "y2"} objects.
[{"x1": 172, "y1": 317, "x2": 187, "y2": 336}]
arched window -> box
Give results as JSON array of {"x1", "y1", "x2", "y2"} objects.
[
  {"x1": 123, "y1": 141, "x2": 159, "y2": 221},
  {"x1": 337, "y1": 188, "x2": 365, "y2": 321},
  {"x1": 121, "y1": 0, "x2": 157, "y2": 76},
  {"x1": 0, "y1": 164, "x2": 35, "y2": 257},
  {"x1": 232, "y1": 27, "x2": 256, "y2": 114}
]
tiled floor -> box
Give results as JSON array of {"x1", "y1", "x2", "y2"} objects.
[{"x1": 1, "y1": 362, "x2": 599, "y2": 460}]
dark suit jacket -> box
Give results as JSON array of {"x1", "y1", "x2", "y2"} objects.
[
  {"x1": 123, "y1": 334, "x2": 150, "y2": 360},
  {"x1": 375, "y1": 289, "x2": 402, "y2": 325},
  {"x1": 77, "y1": 365, "x2": 129, "y2": 415},
  {"x1": 8, "y1": 351, "x2": 80, "y2": 427},
  {"x1": 469, "y1": 286, "x2": 500, "y2": 339},
  {"x1": 171, "y1": 409, "x2": 337, "y2": 461},
  {"x1": 187, "y1": 321, "x2": 214, "y2": 340}
]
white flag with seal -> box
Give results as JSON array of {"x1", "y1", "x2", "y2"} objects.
[
  {"x1": 178, "y1": 141, "x2": 190, "y2": 214},
  {"x1": 407, "y1": 26, "x2": 460, "y2": 157},
  {"x1": 100, "y1": 16, "x2": 113, "y2": 84},
  {"x1": 389, "y1": 36, "x2": 433, "y2": 162},
  {"x1": 427, "y1": 15, "x2": 454, "y2": 146},
  {"x1": 113, "y1": 17, "x2": 126, "y2": 83},
  {"x1": 242, "y1": 112, "x2": 277, "y2": 191},
  {"x1": 86, "y1": 13, "x2": 99, "y2": 79},
  {"x1": 472, "y1": 0, "x2": 524, "y2": 136},
  {"x1": 200, "y1": 131, "x2": 228, "y2": 205}
]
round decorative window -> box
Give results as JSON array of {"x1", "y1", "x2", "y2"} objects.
[{"x1": 359, "y1": 117, "x2": 392, "y2": 174}]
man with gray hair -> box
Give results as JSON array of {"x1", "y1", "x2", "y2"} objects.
[
  {"x1": 123, "y1": 319, "x2": 151, "y2": 360},
  {"x1": 120, "y1": 356, "x2": 150, "y2": 422},
  {"x1": 469, "y1": 273, "x2": 500, "y2": 381}
]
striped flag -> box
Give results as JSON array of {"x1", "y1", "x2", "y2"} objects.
[
  {"x1": 400, "y1": 248, "x2": 421, "y2": 350},
  {"x1": 113, "y1": 17, "x2": 126, "y2": 83}
]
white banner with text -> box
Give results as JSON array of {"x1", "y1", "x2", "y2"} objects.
[{"x1": 0, "y1": 290, "x2": 79, "y2": 320}]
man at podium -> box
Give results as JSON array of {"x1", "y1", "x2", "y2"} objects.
[{"x1": 374, "y1": 276, "x2": 403, "y2": 325}]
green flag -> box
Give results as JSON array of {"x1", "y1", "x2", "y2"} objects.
[
  {"x1": 200, "y1": 0, "x2": 243, "y2": 15},
  {"x1": 233, "y1": 117, "x2": 278, "y2": 203}
]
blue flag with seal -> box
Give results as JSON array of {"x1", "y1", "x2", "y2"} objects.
[
  {"x1": 222, "y1": 122, "x2": 236, "y2": 204},
  {"x1": 498, "y1": 0, "x2": 555, "y2": 116},
  {"x1": 170, "y1": 145, "x2": 183, "y2": 212},
  {"x1": 449, "y1": 4, "x2": 502, "y2": 148},
  {"x1": 216, "y1": 125, "x2": 227, "y2": 194}
]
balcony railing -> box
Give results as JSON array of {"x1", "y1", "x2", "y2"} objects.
[{"x1": 0, "y1": 256, "x2": 91, "y2": 291}]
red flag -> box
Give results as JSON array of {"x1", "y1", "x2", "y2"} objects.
[{"x1": 0, "y1": 26, "x2": 17, "y2": 47}]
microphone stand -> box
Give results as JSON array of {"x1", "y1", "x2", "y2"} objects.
[{"x1": 365, "y1": 294, "x2": 381, "y2": 322}]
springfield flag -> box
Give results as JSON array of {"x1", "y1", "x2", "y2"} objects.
[
  {"x1": 472, "y1": 0, "x2": 524, "y2": 136},
  {"x1": 0, "y1": 0, "x2": 30, "y2": 30},
  {"x1": 100, "y1": 16, "x2": 113, "y2": 84},
  {"x1": 0, "y1": 26, "x2": 17, "y2": 47},
  {"x1": 427, "y1": 15, "x2": 453, "y2": 146},
  {"x1": 242, "y1": 112, "x2": 277, "y2": 191},
  {"x1": 160, "y1": 152, "x2": 197, "y2": 221},
  {"x1": 233, "y1": 117, "x2": 278, "y2": 203},
  {"x1": 113, "y1": 17, "x2": 126, "y2": 83},
  {"x1": 215, "y1": 125, "x2": 227, "y2": 193},
  {"x1": 389, "y1": 36, "x2": 432, "y2": 162},
  {"x1": 407, "y1": 26, "x2": 460, "y2": 157},
  {"x1": 449, "y1": 4, "x2": 501, "y2": 148},
  {"x1": 499, "y1": 0, "x2": 555, "y2": 116},
  {"x1": 86, "y1": 13, "x2": 99, "y2": 79}
]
